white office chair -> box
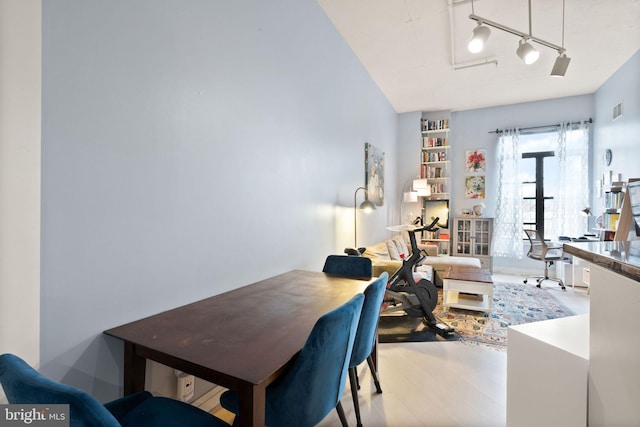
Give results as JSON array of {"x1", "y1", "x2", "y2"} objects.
[{"x1": 523, "y1": 229, "x2": 566, "y2": 290}]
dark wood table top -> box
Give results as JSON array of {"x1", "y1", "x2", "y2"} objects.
[
  {"x1": 444, "y1": 265, "x2": 493, "y2": 283},
  {"x1": 104, "y1": 270, "x2": 372, "y2": 389}
]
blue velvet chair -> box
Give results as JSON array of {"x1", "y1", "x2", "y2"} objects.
[
  {"x1": 219, "y1": 293, "x2": 365, "y2": 427},
  {"x1": 347, "y1": 272, "x2": 388, "y2": 427},
  {"x1": 0, "y1": 353, "x2": 229, "y2": 427},
  {"x1": 322, "y1": 255, "x2": 373, "y2": 278}
]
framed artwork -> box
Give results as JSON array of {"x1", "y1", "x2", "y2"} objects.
[
  {"x1": 465, "y1": 149, "x2": 487, "y2": 173},
  {"x1": 465, "y1": 176, "x2": 485, "y2": 199},
  {"x1": 365, "y1": 142, "x2": 384, "y2": 206}
]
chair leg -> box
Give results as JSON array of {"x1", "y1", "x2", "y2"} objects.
[
  {"x1": 348, "y1": 367, "x2": 362, "y2": 427},
  {"x1": 366, "y1": 355, "x2": 382, "y2": 394},
  {"x1": 336, "y1": 400, "x2": 349, "y2": 427}
]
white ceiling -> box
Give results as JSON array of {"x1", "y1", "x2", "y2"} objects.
[{"x1": 317, "y1": 0, "x2": 640, "y2": 113}]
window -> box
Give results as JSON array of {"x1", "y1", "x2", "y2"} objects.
[
  {"x1": 520, "y1": 132, "x2": 560, "y2": 238},
  {"x1": 493, "y1": 124, "x2": 590, "y2": 258}
]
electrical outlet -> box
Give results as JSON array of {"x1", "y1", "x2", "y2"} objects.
[{"x1": 176, "y1": 373, "x2": 195, "y2": 402}]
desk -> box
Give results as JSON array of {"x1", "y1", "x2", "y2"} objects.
[{"x1": 104, "y1": 270, "x2": 372, "y2": 427}]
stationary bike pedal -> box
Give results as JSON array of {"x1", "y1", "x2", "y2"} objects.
[{"x1": 428, "y1": 320, "x2": 455, "y2": 337}]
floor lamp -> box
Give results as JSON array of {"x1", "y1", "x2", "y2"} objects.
[{"x1": 353, "y1": 186, "x2": 376, "y2": 249}]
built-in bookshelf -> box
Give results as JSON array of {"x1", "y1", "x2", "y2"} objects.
[
  {"x1": 420, "y1": 118, "x2": 450, "y2": 199},
  {"x1": 420, "y1": 115, "x2": 451, "y2": 254},
  {"x1": 597, "y1": 182, "x2": 625, "y2": 241}
]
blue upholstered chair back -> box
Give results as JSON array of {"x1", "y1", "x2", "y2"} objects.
[
  {"x1": 0, "y1": 353, "x2": 121, "y2": 427},
  {"x1": 350, "y1": 272, "x2": 388, "y2": 368},
  {"x1": 0, "y1": 354, "x2": 230, "y2": 427},
  {"x1": 220, "y1": 294, "x2": 364, "y2": 427},
  {"x1": 267, "y1": 293, "x2": 363, "y2": 426},
  {"x1": 322, "y1": 255, "x2": 373, "y2": 278}
]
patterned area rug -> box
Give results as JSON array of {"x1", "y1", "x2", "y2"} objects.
[{"x1": 379, "y1": 280, "x2": 575, "y2": 348}]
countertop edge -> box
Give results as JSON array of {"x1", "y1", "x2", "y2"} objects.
[{"x1": 563, "y1": 242, "x2": 640, "y2": 283}]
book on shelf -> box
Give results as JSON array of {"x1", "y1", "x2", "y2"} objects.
[
  {"x1": 605, "y1": 191, "x2": 623, "y2": 209},
  {"x1": 421, "y1": 119, "x2": 449, "y2": 131},
  {"x1": 603, "y1": 212, "x2": 620, "y2": 230},
  {"x1": 422, "y1": 136, "x2": 448, "y2": 148},
  {"x1": 429, "y1": 182, "x2": 446, "y2": 194},
  {"x1": 424, "y1": 231, "x2": 439, "y2": 239},
  {"x1": 423, "y1": 151, "x2": 447, "y2": 162}
]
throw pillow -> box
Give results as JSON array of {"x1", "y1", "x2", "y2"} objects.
[
  {"x1": 385, "y1": 240, "x2": 401, "y2": 261},
  {"x1": 392, "y1": 235, "x2": 410, "y2": 258}
]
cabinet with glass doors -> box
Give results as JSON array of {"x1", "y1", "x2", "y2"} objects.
[{"x1": 452, "y1": 217, "x2": 493, "y2": 272}]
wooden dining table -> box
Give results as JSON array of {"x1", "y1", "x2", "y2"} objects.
[{"x1": 103, "y1": 269, "x2": 374, "y2": 427}]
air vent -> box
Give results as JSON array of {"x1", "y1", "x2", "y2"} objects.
[{"x1": 612, "y1": 101, "x2": 623, "y2": 121}]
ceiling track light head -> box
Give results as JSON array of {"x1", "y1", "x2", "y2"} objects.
[
  {"x1": 468, "y1": 22, "x2": 491, "y2": 53},
  {"x1": 551, "y1": 51, "x2": 571, "y2": 77},
  {"x1": 516, "y1": 38, "x2": 539, "y2": 65}
]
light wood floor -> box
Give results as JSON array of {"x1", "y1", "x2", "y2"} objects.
[{"x1": 202, "y1": 273, "x2": 590, "y2": 427}]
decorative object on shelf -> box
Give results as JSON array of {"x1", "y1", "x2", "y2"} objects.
[
  {"x1": 353, "y1": 186, "x2": 376, "y2": 248},
  {"x1": 465, "y1": 176, "x2": 486, "y2": 199},
  {"x1": 474, "y1": 203, "x2": 486, "y2": 216},
  {"x1": 467, "y1": 0, "x2": 571, "y2": 76},
  {"x1": 365, "y1": 142, "x2": 384, "y2": 206},
  {"x1": 605, "y1": 148, "x2": 613, "y2": 166},
  {"x1": 465, "y1": 149, "x2": 486, "y2": 173}
]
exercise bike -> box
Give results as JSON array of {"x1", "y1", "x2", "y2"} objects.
[{"x1": 382, "y1": 217, "x2": 455, "y2": 337}]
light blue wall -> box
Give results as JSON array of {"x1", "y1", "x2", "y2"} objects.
[
  {"x1": 592, "y1": 49, "x2": 640, "y2": 213},
  {"x1": 41, "y1": 0, "x2": 397, "y2": 400}
]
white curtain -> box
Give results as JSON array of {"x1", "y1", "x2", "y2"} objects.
[
  {"x1": 492, "y1": 129, "x2": 524, "y2": 258},
  {"x1": 547, "y1": 123, "x2": 590, "y2": 240}
]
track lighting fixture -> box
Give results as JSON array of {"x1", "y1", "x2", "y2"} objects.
[
  {"x1": 516, "y1": 39, "x2": 539, "y2": 65},
  {"x1": 467, "y1": 22, "x2": 491, "y2": 53},
  {"x1": 551, "y1": 50, "x2": 571, "y2": 77},
  {"x1": 467, "y1": 0, "x2": 570, "y2": 76}
]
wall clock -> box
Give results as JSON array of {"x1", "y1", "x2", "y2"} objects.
[{"x1": 605, "y1": 149, "x2": 612, "y2": 166}]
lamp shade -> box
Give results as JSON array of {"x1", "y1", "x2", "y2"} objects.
[
  {"x1": 551, "y1": 53, "x2": 571, "y2": 76},
  {"x1": 413, "y1": 179, "x2": 431, "y2": 197},
  {"x1": 516, "y1": 39, "x2": 539, "y2": 64},
  {"x1": 580, "y1": 207, "x2": 592, "y2": 217},
  {"x1": 468, "y1": 24, "x2": 491, "y2": 53},
  {"x1": 358, "y1": 199, "x2": 376, "y2": 212},
  {"x1": 403, "y1": 191, "x2": 418, "y2": 203}
]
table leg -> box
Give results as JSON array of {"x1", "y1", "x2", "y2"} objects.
[
  {"x1": 123, "y1": 342, "x2": 146, "y2": 395},
  {"x1": 238, "y1": 384, "x2": 266, "y2": 427}
]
